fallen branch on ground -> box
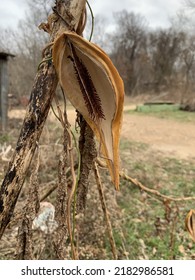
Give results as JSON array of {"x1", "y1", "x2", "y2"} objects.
[{"x1": 120, "y1": 171, "x2": 195, "y2": 202}]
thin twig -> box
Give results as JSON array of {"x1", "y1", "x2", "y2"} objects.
[
  {"x1": 54, "y1": 95, "x2": 78, "y2": 260},
  {"x1": 71, "y1": 130, "x2": 81, "y2": 249},
  {"x1": 96, "y1": 159, "x2": 195, "y2": 202},
  {"x1": 51, "y1": 104, "x2": 61, "y2": 123},
  {"x1": 93, "y1": 161, "x2": 118, "y2": 260},
  {"x1": 86, "y1": 0, "x2": 94, "y2": 41},
  {"x1": 40, "y1": 184, "x2": 58, "y2": 202},
  {"x1": 120, "y1": 171, "x2": 195, "y2": 202}
]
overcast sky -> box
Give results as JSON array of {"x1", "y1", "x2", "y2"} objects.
[{"x1": 0, "y1": 0, "x2": 184, "y2": 30}]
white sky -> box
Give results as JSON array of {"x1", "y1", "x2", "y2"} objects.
[{"x1": 0, "y1": 0, "x2": 184, "y2": 30}]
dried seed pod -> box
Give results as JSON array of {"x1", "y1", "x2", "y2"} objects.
[
  {"x1": 185, "y1": 209, "x2": 195, "y2": 242},
  {"x1": 53, "y1": 31, "x2": 124, "y2": 190}
]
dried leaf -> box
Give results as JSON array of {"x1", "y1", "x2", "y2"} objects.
[
  {"x1": 53, "y1": 31, "x2": 124, "y2": 189},
  {"x1": 178, "y1": 245, "x2": 185, "y2": 255},
  {"x1": 185, "y1": 209, "x2": 195, "y2": 242}
]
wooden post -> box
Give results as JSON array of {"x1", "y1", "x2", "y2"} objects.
[{"x1": 0, "y1": 54, "x2": 9, "y2": 131}]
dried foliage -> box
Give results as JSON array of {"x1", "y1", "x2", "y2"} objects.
[
  {"x1": 0, "y1": 0, "x2": 124, "y2": 260},
  {"x1": 0, "y1": 115, "x2": 123, "y2": 260}
]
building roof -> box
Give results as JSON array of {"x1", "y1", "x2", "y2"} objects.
[{"x1": 0, "y1": 51, "x2": 15, "y2": 60}]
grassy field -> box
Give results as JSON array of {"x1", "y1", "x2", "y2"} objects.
[
  {"x1": 117, "y1": 138, "x2": 195, "y2": 259},
  {"x1": 127, "y1": 105, "x2": 195, "y2": 123},
  {"x1": 115, "y1": 105, "x2": 195, "y2": 259}
]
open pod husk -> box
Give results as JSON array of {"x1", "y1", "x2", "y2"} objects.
[
  {"x1": 185, "y1": 209, "x2": 195, "y2": 242},
  {"x1": 52, "y1": 31, "x2": 124, "y2": 190}
]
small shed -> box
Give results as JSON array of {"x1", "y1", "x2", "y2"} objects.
[{"x1": 0, "y1": 51, "x2": 15, "y2": 131}]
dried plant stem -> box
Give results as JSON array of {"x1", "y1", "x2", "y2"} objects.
[
  {"x1": 120, "y1": 171, "x2": 195, "y2": 202},
  {"x1": 16, "y1": 149, "x2": 40, "y2": 260},
  {"x1": 86, "y1": 0, "x2": 94, "y2": 41},
  {"x1": 76, "y1": 116, "x2": 97, "y2": 212},
  {"x1": 8, "y1": 166, "x2": 76, "y2": 229},
  {"x1": 0, "y1": 0, "x2": 87, "y2": 240},
  {"x1": 71, "y1": 131, "x2": 81, "y2": 246},
  {"x1": 97, "y1": 159, "x2": 195, "y2": 202},
  {"x1": 40, "y1": 184, "x2": 58, "y2": 202},
  {"x1": 54, "y1": 152, "x2": 68, "y2": 259},
  {"x1": 66, "y1": 134, "x2": 77, "y2": 260},
  {"x1": 169, "y1": 207, "x2": 179, "y2": 260},
  {"x1": 54, "y1": 95, "x2": 78, "y2": 260},
  {"x1": 93, "y1": 161, "x2": 118, "y2": 260},
  {"x1": 40, "y1": 163, "x2": 79, "y2": 202},
  {"x1": 53, "y1": 94, "x2": 69, "y2": 259}
]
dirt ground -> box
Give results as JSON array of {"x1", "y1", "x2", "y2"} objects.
[
  {"x1": 8, "y1": 104, "x2": 195, "y2": 160},
  {"x1": 122, "y1": 110, "x2": 195, "y2": 159}
]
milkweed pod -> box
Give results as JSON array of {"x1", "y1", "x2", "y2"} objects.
[
  {"x1": 185, "y1": 209, "x2": 195, "y2": 242},
  {"x1": 52, "y1": 31, "x2": 124, "y2": 190}
]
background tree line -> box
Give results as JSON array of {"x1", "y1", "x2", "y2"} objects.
[{"x1": 1, "y1": 0, "x2": 195, "y2": 108}]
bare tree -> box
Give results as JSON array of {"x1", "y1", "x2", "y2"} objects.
[
  {"x1": 171, "y1": 8, "x2": 195, "y2": 35},
  {"x1": 178, "y1": 34, "x2": 195, "y2": 110},
  {"x1": 185, "y1": 0, "x2": 195, "y2": 8},
  {"x1": 149, "y1": 29, "x2": 185, "y2": 91},
  {"x1": 0, "y1": 28, "x2": 16, "y2": 53},
  {"x1": 84, "y1": 14, "x2": 108, "y2": 47},
  {"x1": 0, "y1": 1, "x2": 51, "y2": 100},
  {"x1": 111, "y1": 11, "x2": 148, "y2": 94}
]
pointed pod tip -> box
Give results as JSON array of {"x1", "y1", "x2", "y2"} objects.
[{"x1": 111, "y1": 168, "x2": 120, "y2": 191}]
